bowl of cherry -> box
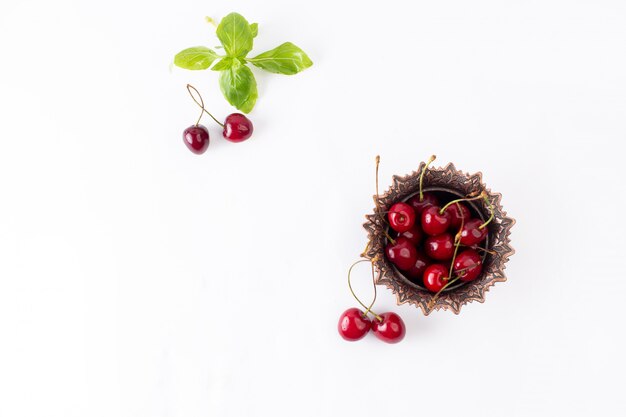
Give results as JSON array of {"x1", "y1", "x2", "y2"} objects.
[{"x1": 363, "y1": 156, "x2": 515, "y2": 315}]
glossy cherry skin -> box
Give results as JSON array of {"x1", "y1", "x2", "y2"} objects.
[
  {"x1": 453, "y1": 249, "x2": 483, "y2": 282},
  {"x1": 421, "y1": 205, "x2": 451, "y2": 236},
  {"x1": 404, "y1": 251, "x2": 431, "y2": 282},
  {"x1": 407, "y1": 193, "x2": 440, "y2": 214},
  {"x1": 387, "y1": 202, "x2": 416, "y2": 233},
  {"x1": 338, "y1": 308, "x2": 371, "y2": 341},
  {"x1": 460, "y1": 218, "x2": 488, "y2": 246},
  {"x1": 424, "y1": 233, "x2": 455, "y2": 261},
  {"x1": 423, "y1": 264, "x2": 449, "y2": 293},
  {"x1": 445, "y1": 203, "x2": 471, "y2": 230},
  {"x1": 223, "y1": 113, "x2": 253, "y2": 142},
  {"x1": 385, "y1": 237, "x2": 418, "y2": 271},
  {"x1": 183, "y1": 125, "x2": 209, "y2": 154},
  {"x1": 371, "y1": 312, "x2": 405, "y2": 344},
  {"x1": 398, "y1": 225, "x2": 423, "y2": 246}
]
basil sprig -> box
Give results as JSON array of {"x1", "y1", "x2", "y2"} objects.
[{"x1": 174, "y1": 12, "x2": 312, "y2": 113}]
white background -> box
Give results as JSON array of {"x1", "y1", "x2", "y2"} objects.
[{"x1": 1, "y1": 0, "x2": 625, "y2": 416}]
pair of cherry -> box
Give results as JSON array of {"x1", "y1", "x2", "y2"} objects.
[
  {"x1": 183, "y1": 85, "x2": 253, "y2": 154},
  {"x1": 338, "y1": 258, "x2": 405, "y2": 344},
  {"x1": 338, "y1": 308, "x2": 405, "y2": 344}
]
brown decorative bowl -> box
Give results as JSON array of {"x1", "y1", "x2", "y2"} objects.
[{"x1": 363, "y1": 161, "x2": 515, "y2": 315}]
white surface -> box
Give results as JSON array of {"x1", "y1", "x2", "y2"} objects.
[{"x1": 1, "y1": 0, "x2": 625, "y2": 416}]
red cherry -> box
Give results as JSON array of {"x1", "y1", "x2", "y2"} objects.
[
  {"x1": 445, "y1": 203, "x2": 471, "y2": 230},
  {"x1": 424, "y1": 233, "x2": 455, "y2": 261},
  {"x1": 223, "y1": 113, "x2": 253, "y2": 142},
  {"x1": 398, "y1": 225, "x2": 423, "y2": 246},
  {"x1": 385, "y1": 237, "x2": 418, "y2": 271},
  {"x1": 453, "y1": 249, "x2": 483, "y2": 282},
  {"x1": 387, "y1": 202, "x2": 416, "y2": 233},
  {"x1": 421, "y1": 205, "x2": 451, "y2": 236},
  {"x1": 183, "y1": 125, "x2": 210, "y2": 154},
  {"x1": 423, "y1": 264, "x2": 449, "y2": 293},
  {"x1": 338, "y1": 308, "x2": 371, "y2": 341},
  {"x1": 404, "y1": 251, "x2": 431, "y2": 282},
  {"x1": 371, "y1": 312, "x2": 405, "y2": 343},
  {"x1": 460, "y1": 218, "x2": 488, "y2": 245},
  {"x1": 407, "y1": 193, "x2": 440, "y2": 214}
]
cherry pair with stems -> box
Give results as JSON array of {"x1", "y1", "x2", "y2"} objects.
[
  {"x1": 183, "y1": 84, "x2": 254, "y2": 154},
  {"x1": 338, "y1": 256, "x2": 406, "y2": 344}
]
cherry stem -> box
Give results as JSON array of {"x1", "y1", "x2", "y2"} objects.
[
  {"x1": 439, "y1": 191, "x2": 487, "y2": 215},
  {"x1": 428, "y1": 275, "x2": 462, "y2": 309},
  {"x1": 462, "y1": 245, "x2": 496, "y2": 255},
  {"x1": 373, "y1": 155, "x2": 396, "y2": 245},
  {"x1": 448, "y1": 203, "x2": 464, "y2": 279},
  {"x1": 347, "y1": 259, "x2": 382, "y2": 322},
  {"x1": 186, "y1": 84, "x2": 224, "y2": 128},
  {"x1": 419, "y1": 155, "x2": 436, "y2": 201},
  {"x1": 479, "y1": 194, "x2": 494, "y2": 230},
  {"x1": 382, "y1": 229, "x2": 396, "y2": 244}
]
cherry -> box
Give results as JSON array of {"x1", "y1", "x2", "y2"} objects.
[
  {"x1": 453, "y1": 249, "x2": 483, "y2": 282},
  {"x1": 407, "y1": 193, "x2": 440, "y2": 215},
  {"x1": 385, "y1": 237, "x2": 418, "y2": 271},
  {"x1": 404, "y1": 251, "x2": 431, "y2": 282},
  {"x1": 183, "y1": 125, "x2": 210, "y2": 154},
  {"x1": 371, "y1": 312, "x2": 405, "y2": 343},
  {"x1": 445, "y1": 203, "x2": 470, "y2": 230},
  {"x1": 421, "y1": 205, "x2": 451, "y2": 236},
  {"x1": 387, "y1": 202, "x2": 416, "y2": 233},
  {"x1": 223, "y1": 113, "x2": 253, "y2": 142},
  {"x1": 186, "y1": 84, "x2": 254, "y2": 147},
  {"x1": 398, "y1": 225, "x2": 423, "y2": 246},
  {"x1": 424, "y1": 233, "x2": 455, "y2": 261},
  {"x1": 338, "y1": 308, "x2": 371, "y2": 341},
  {"x1": 460, "y1": 218, "x2": 488, "y2": 246},
  {"x1": 423, "y1": 264, "x2": 449, "y2": 293}
]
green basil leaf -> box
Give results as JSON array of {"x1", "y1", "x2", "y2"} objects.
[
  {"x1": 211, "y1": 57, "x2": 238, "y2": 71},
  {"x1": 216, "y1": 12, "x2": 253, "y2": 58},
  {"x1": 174, "y1": 46, "x2": 219, "y2": 70},
  {"x1": 219, "y1": 64, "x2": 258, "y2": 113},
  {"x1": 250, "y1": 23, "x2": 258, "y2": 38},
  {"x1": 248, "y1": 42, "x2": 312, "y2": 75}
]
